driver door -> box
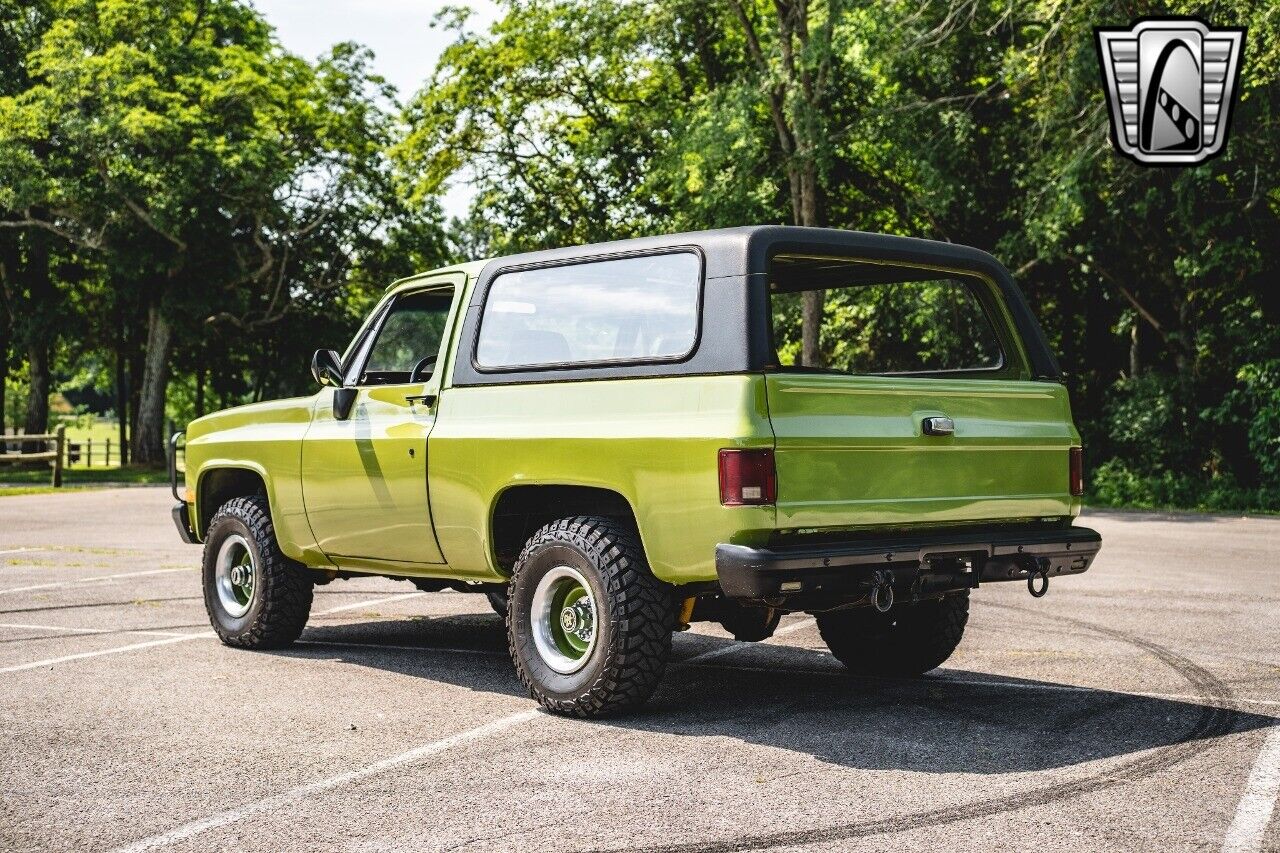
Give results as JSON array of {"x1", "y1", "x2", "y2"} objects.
[{"x1": 301, "y1": 278, "x2": 462, "y2": 565}]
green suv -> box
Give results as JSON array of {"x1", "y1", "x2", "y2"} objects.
[{"x1": 172, "y1": 226, "x2": 1100, "y2": 717}]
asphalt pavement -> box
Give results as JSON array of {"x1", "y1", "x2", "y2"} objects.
[{"x1": 1, "y1": 486, "x2": 1277, "y2": 852}]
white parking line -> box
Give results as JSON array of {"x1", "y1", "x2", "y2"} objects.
[
  {"x1": 295, "y1": 639, "x2": 503, "y2": 657},
  {"x1": 112, "y1": 709, "x2": 541, "y2": 853},
  {"x1": 314, "y1": 591, "x2": 427, "y2": 615},
  {"x1": 1222, "y1": 724, "x2": 1280, "y2": 853},
  {"x1": 0, "y1": 621, "x2": 190, "y2": 639},
  {"x1": 0, "y1": 567, "x2": 188, "y2": 595},
  {"x1": 0, "y1": 547, "x2": 45, "y2": 556},
  {"x1": 682, "y1": 617, "x2": 816, "y2": 664},
  {"x1": 0, "y1": 589, "x2": 433, "y2": 674},
  {"x1": 0, "y1": 633, "x2": 210, "y2": 674}
]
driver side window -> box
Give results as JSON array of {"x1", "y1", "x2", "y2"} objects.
[{"x1": 358, "y1": 287, "x2": 454, "y2": 386}]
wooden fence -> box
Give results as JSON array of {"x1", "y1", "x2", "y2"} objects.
[
  {"x1": 0, "y1": 425, "x2": 66, "y2": 486},
  {"x1": 64, "y1": 437, "x2": 124, "y2": 467}
]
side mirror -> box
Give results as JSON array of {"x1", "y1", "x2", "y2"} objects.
[{"x1": 311, "y1": 349, "x2": 344, "y2": 388}]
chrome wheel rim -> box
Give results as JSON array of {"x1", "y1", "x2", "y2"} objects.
[
  {"x1": 215, "y1": 534, "x2": 256, "y2": 618},
  {"x1": 530, "y1": 565, "x2": 598, "y2": 674}
]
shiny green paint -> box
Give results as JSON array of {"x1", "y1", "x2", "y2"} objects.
[
  {"x1": 182, "y1": 256, "x2": 1081, "y2": 589},
  {"x1": 428, "y1": 374, "x2": 777, "y2": 584},
  {"x1": 301, "y1": 383, "x2": 444, "y2": 564},
  {"x1": 553, "y1": 581, "x2": 592, "y2": 658},
  {"x1": 183, "y1": 267, "x2": 474, "y2": 572},
  {"x1": 228, "y1": 545, "x2": 254, "y2": 607},
  {"x1": 184, "y1": 394, "x2": 330, "y2": 567},
  {"x1": 765, "y1": 373, "x2": 1081, "y2": 531},
  {"x1": 298, "y1": 275, "x2": 464, "y2": 567}
]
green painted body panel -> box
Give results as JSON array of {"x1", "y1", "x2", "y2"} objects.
[
  {"x1": 182, "y1": 256, "x2": 1082, "y2": 589},
  {"x1": 765, "y1": 374, "x2": 1082, "y2": 531},
  {"x1": 301, "y1": 383, "x2": 444, "y2": 565},
  {"x1": 297, "y1": 274, "x2": 465, "y2": 570},
  {"x1": 185, "y1": 395, "x2": 330, "y2": 567},
  {"x1": 427, "y1": 375, "x2": 776, "y2": 584}
]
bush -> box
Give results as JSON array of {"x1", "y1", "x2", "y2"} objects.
[{"x1": 1088, "y1": 459, "x2": 1280, "y2": 513}]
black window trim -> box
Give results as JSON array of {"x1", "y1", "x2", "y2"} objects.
[
  {"x1": 344, "y1": 279, "x2": 459, "y2": 388},
  {"x1": 763, "y1": 259, "x2": 1017, "y2": 379},
  {"x1": 447, "y1": 226, "x2": 1062, "y2": 388},
  {"x1": 469, "y1": 246, "x2": 707, "y2": 375}
]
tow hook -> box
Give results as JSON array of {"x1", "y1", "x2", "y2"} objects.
[
  {"x1": 1027, "y1": 562, "x2": 1050, "y2": 598},
  {"x1": 870, "y1": 569, "x2": 895, "y2": 613}
]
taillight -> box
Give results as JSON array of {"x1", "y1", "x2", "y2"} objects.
[
  {"x1": 718, "y1": 449, "x2": 776, "y2": 506},
  {"x1": 1069, "y1": 446, "x2": 1084, "y2": 497}
]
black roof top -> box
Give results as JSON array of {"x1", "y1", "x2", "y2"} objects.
[
  {"x1": 458, "y1": 225, "x2": 1060, "y2": 384},
  {"x1": 479, "y1": 225, "x2": 1006, "y2": 281}
]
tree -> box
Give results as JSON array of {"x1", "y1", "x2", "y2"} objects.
[
  {"x1": 0, "y1": 0, "x2": 427, "y2": 461},
  {"x1": 725, "y1": 0, "x2": 842, "y2": 363}
]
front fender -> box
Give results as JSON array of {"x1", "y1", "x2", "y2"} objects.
[{"x1": 184, "y1": 395, "x2": 327, "y2": 566}]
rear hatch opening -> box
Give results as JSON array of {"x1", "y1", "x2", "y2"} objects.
[{"x1": 762, "y1": 253, "x2": 1081, "y2": 531}]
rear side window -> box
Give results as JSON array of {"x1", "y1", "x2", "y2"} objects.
[
  {"x1": 476, "y1": 252, "x2": 701, "y2": 369},
  {"x1": 769, "y1": 255, "x2": 1005, "y2": 375}
]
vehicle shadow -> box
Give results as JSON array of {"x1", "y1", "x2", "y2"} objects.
[{"x1": 283, "y1": 612, "x2": 1276, "y2": 776}]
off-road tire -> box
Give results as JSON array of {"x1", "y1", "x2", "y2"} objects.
[
  {"x1": 202, "y1": 495, "x2": 313, "y2": 649},
  {"x1": 718, "y1": 603, "x2": 781, "y2": 642},
  {"x1": 507, "y1": 516, "x2": 675, "y2": 717},
  {"x1": 816, "y1": 591, "x2": 969, "y2": 676}
]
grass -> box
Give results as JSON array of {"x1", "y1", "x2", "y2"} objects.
[
  {"x1": 0, "y1": 464, "x2": 167, "y2": 486},
  {"x1": 0, "y1": 485, "x2": 73, "y2": 497}
]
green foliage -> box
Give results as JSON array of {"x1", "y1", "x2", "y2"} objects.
[
  {"x1": 0, "y1": 0, "x2": 449, "y2": 455},
  {"x1": 394, "y1": 0, "x2": 1280, "y2": 512},
  {"x1": 1, "y1": 0, "x2": 1276, "y2": 508}
]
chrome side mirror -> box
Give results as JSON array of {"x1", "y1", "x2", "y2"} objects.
[{"x1": 311, "y1": 349, "x2": 344, "y2": 387}]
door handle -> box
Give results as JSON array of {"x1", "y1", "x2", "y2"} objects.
[
  {"x1": 922, "y1": 416, "x2": 955, "y2": 436},
  {"x1": 405, "y1": 393, "x2": 437, "y2": 407}
]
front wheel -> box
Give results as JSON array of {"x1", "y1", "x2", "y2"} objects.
[
  {"x1": 202, "y1": 495, "x2": 313, "y2": 649},
  {"x1": 507, "y1": 516, "x2": 675, "y2": 717},
  {"x1": 816, "y1": 591, "x2": 969, "y2": 677}
]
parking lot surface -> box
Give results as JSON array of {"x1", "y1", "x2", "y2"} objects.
[{"x1": 1, "y1": 486, "x2": 1278, "y2": 852}]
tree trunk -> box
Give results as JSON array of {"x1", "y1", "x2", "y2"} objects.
[
  {"x1": 128, "y1": 320, "x2": 144, "y2": 460},
  {"x1": 1129, "y1": 323, "x2": 1141, "y2": 378},
  {"x1": 21, "y1": 230, "x2": 53, "y2": 453},
  {"x1": 795, "y1": 159, "x2": 824, "y2": 367},
  {"x1": 131, "y1": 302, "x2": 172, "y2": 465},
  {"x1": 115, "y1": 312, "x2": 129, "y2": 466},
  {"x1": 0, "y1": 234, "x2": 13, "y2": 452},
  {"x1": 23, "y1": 344, "x2": 49, "y2": 443}
]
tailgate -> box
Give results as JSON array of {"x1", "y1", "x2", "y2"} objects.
[{"x1": 765, "y1": 373, "x2": 1078, "y2": 529}]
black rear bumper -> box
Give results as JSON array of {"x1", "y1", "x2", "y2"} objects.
[{"x1": 716, "y1": 526, "x2": 1101, "y2": 602}]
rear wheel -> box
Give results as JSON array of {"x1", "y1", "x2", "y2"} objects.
[
  {"x1": 202, "y1": 495, "x2": 313, "y2": 649},
  {"x1": 816, "y1": 591, "x2": 968, "y2": 676},
  {"x1": 507, "y1": 516, "x2": 674, "y2": 717}
]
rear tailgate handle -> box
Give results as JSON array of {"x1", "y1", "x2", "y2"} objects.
[{"x1": 923, "y1": 416, "x2": 955, "y2": 436}]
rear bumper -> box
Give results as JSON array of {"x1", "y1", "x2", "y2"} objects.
[
  {"x1": 172, "y1": 503, "x2": 198, "y2": 545},
  {"x1": 715, "y1": 526, "x2": 1100, "y2": 601}
]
